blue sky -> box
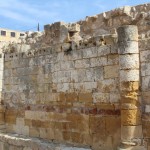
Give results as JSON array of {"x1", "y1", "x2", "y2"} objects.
[{"x1": 0, "y1": 0, "x2": 149, "y2": 31}]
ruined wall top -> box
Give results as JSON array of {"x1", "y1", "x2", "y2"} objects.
[{"x1": 2, "y1": 3, "x2": 150, "y2": 54}]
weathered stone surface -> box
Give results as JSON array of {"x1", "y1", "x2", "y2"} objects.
[
  {"x1": 121, "y1": 109, "x2": 141, "y2": 126},
  {"x1": 0, "y1": 133, "x2": 91, "y2": 150},
  {"x1": 117, "y1": 25, "x2": 138, "y2": 42},
  {"x1": 119, "y1": 54, "x2": 139, "y2": 69},
  {"x1": 104, "y1": 65, "x2": 119, "y2": 79},
  {"x1": 120, "y1": 70, "x2": 139, "y2": 82},
  {"x1": 0, "y1": 3, "x2": 150, "y2": 150},
  {"x1": 121, "y1": 125, "x2": 143, "y2": 141}
]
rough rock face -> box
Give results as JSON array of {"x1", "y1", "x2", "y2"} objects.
[{"x1": 0, "y1": 3, "x2": 149, "y2": 150}]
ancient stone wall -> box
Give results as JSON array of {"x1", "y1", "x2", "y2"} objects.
[
  {"x1": 0, "y1": 3, "x2": 149, "y2": 150},
  {"x1": 2, "y1": 33, "x2": 120, "y2": 150}
]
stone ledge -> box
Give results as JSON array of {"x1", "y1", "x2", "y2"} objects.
[{"x1": 0, "y1": 133, "x2": 91, "y2": 150}]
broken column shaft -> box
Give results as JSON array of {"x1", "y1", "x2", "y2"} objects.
[{"x1": 117, "y1": 25, "x2": 143, "y2": 149}]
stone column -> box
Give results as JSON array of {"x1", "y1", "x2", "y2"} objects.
[
  {"x1": 0, "y1": 50, "x2": 5, "y2": 133},
  {"x1": 117, "y1": 25, "x2": 144, "y2": 149}
]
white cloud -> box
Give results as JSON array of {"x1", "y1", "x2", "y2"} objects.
[{"x1": 0, "y1": 0, "x2": 61, "y2": 25}]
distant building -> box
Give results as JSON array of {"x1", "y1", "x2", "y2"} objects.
[{"x1": 0, "y1": 28, "x2": 25, "y2": 42}]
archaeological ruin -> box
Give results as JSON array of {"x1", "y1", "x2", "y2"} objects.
[{"x1": 0, "y1": 3, "x2": 149, "y2": 150}]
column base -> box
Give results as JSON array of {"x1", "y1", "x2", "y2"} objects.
[{"x1": 118, "y1": 141, "x2": 146, "y2": 150}]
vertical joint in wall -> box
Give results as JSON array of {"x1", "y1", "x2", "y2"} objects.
[{"x1": 117, "y1": 25, "x2": 145, "y2": 150}]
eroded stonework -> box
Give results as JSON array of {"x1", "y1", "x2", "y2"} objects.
[{"x1": 0, "y1": 3, "x2": 149, "y2": 150}]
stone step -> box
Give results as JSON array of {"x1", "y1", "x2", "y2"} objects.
[{"x1": 0, "y1": 133, "x2": 91, "y2": 150}]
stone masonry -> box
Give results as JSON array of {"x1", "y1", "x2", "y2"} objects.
[{"x1": 0, "y1": 3, "x2": 149, "y2": 150}]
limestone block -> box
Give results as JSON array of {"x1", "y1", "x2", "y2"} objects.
[
  {"x1": 119, "y1": 54, "x2": 139, "y2": 69},
  {"x1": 57, "y1": 71, "x2": 71, "y2": 83},
  {"x1": 140, "y1": 50, "x2": 150, "y2": 62},
  {"x1": 121, "y1": 109, "x2": 141, "y2": 126},
  {"x1": 97, "y1": 45, "x2": 111, "y2": 56},
  {"x1": 16, "y1": 118, "x2": 24, "y2": 126},
  {"x1": 79, "y1": 93, "x2": 93, "y2": 102},
  {"x1": 145, "y1": 105, "x2": 150, "y2": 113},
  {"x1": 0, "y1": 113, "x2": 4, "y2": 124},
  {"x1": 25, "y1": 111, "x2": 49, "y2": 121},
  {"x1": 76, "y1": 69, "x2": 86, "y2": 82},
  {"x1": 29, "y1": 127, "x2": 40, "y2": 138},
  {"x1": 44, "y1": 22, "x2": 68, "y2": 44},
  {"x1": 110, "y1": 93, "x2": 120, "y2": 103},
  {"x1": 47, "y1": 128, "x2": 55, "y2": 140},
  {"x1": 120, "y1": 91, "x2": 139, "y2": 105},
  {"x1": 83, "y1": 82, "x2": 97, "y2": 92},
  {"x1": 120, "y1": 81, "x2": 139, "y2": 92},
  {"x1": 82, "y1": 47, "x2": 97, "y2": 58},
  {"x1": 70, "y1": 50, "x2": 83, "y2": 60},
  {"x1": 90, "y1": 56, "x2": 107, "y2": 67},
  {"x1": 13, "y1": 124, "x2": 29, "y2": 136},
  {"x1": 104, "y1": 65, "x2": 119, "y2": 79},
  {"x1": 89, "y1": 116, "x2": 105, "y2": 135},
  {"x1": 118, "y1": 41, "x2": 138, "y2": 54},
  {"x1": 60, "y1": 61, "x2": 75, "y2": 70},
  {"x1": 93, "y1": 66, "x2": 104, "y2": 81},
  {"x1": 66, "y1": 93, "x2": 78, "y2": 102},
  {"x1": 105, "y1": 116, "x2": 121, "y2": 135},
  {"x1": 107, "y1": 54, "x2": 119, "y2": 65},
  {"x1": 4, "y1": 69, "x2": 11, "y2": 78},
  {"x1": 142, "y1": 91, "x2": 150, "y2": 104},
  {"x1": 4, "y1": 61, "x2": 12, "y2": 69},
  {"x1": 141, "y1": 63, "x2": 150, "y2": 76},
  {"x1": 5, "y1": 114, "x2": 16, "y2": 124},
  {"x1": 120, "y1": 70, "x2": 139, "y2": 82},
  {"x1": 85, "y1": 68, "x2": 95, "y2": 82},
  {"x1": 117, "y1": 25, "x2": 138, "y2": 42},
  {"x1": 93, "y1": 92, "x2": 110, "y2": 103},
  {"x1": 98, "y1": 78, "x2": 119, "y2": 92},
  {"x1": 68, "y1": 23, "x2": 80, "y2": 32},
  {"x1": 121, "y1": 125, "x2": 143, "y2": 141},
  {"x1": 57, "y1": 83, "x2": 70, "y2": 92},
  {"x1": 75, "y1": 59, "x2": 90, "y2": 69},
  {"x1": 39, "y1": 128, "x2": 48, "y2": 139},
  {"x1": 71, "y1": 70, "x2": 78, "y2": 82},
  {"x1": 139, "y1": 38, "x2": 150, "y2": 51},
  {"x1": 143, "y1": 120, "x2": 150, "y2": 138},
  {"x1": 141, "y1": 76, "x2": 150, "y2": 91},
  {"x1": 19, "y1": 58, "x2": 29, "y2": 68},
  {"x1": 92, "y1": 135, "x2": 114, "y2": 150}
]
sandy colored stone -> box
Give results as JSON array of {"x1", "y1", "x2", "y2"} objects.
[
  {"x1": 120, "y1": 81, "x2": 139, "y2": 92},
  {"x1": 121, "y1": 109, "x2": 141, "y2": 126},
  {"x1": 121, "y1": 125, "x2": 143, "y2": 141},
  {"x1": 66, "y1": 92, "x2": 78, "y2": 102},
  {"x1": 119, "y1": 54, "x2": 139, "y2": 69},
  {"x1": 104, "y1": 65, "x2": 119, "y2": 79},
  {"x1": 0, "y1": 113, "x2": 4, "y2": 124},
  {"x1": 120, "y1": 70, "x2": 139, "y2": 82},
  {"x1": 105, "y1": 116, "x2": 121, "y2": 135},
  {"x1": 89, "y1": 116, "x2": 105, "y2": 135},
  {"x1": 29, "y1": 127, "x2": 40, "y2": 138},
  {"x1": 79, "y1": 93, "x2": 93, "y2": 102}
]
